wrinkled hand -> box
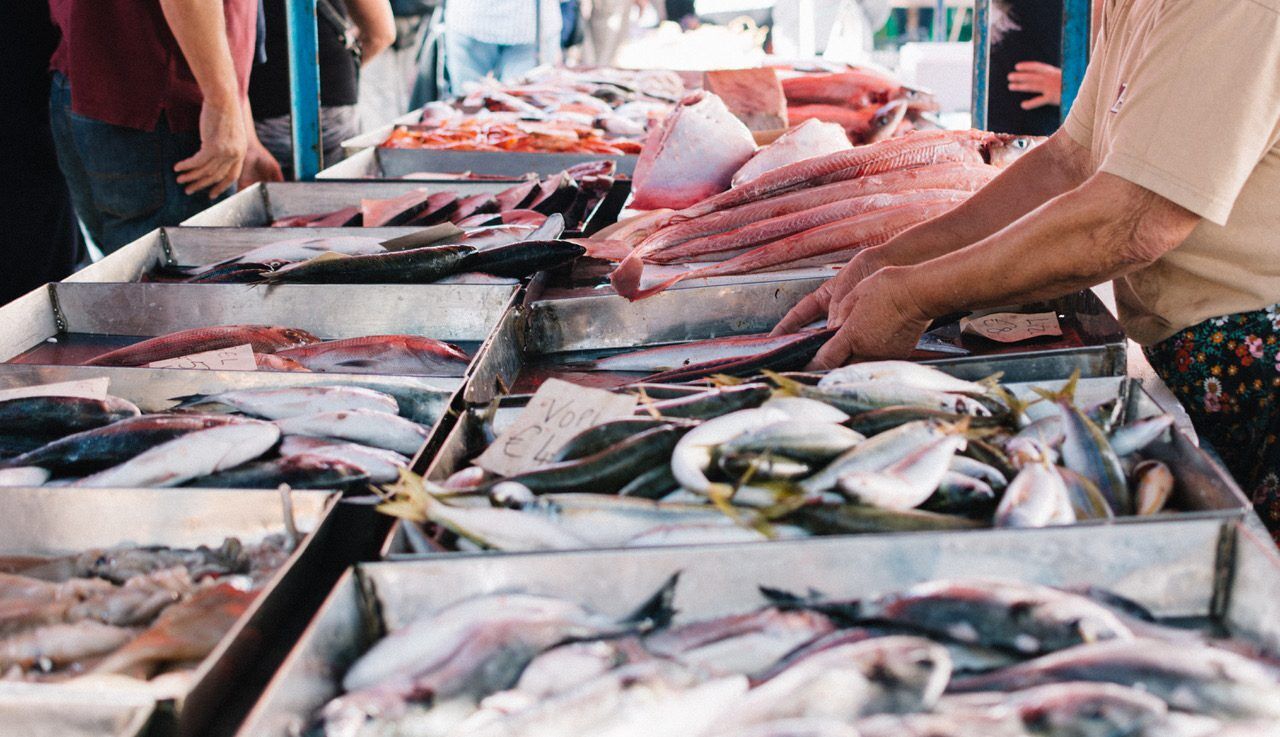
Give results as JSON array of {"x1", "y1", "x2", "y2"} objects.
[
  {"x1": 806, "y1": 269, "x2": 931, "y2": 370},
  {"x1": 238, "y1": 140, "x2": 284, "y2": 189},
  {"x1": 175, "y1": 97, "x2": 246, "y2": 198},
  {"x1": 1007, "y1": 62, "x2": 1063, "y2": 110},
  {"x1": 771, "y1": 249, "x2": 885, "y2": 337}
]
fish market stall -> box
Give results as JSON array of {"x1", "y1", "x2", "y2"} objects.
[
  {"x1": 0, "y1": 487, "x2": 340, "y2": 737},
  {"x1": 319, "y1": 145, "x2": 640, "y2": 181},
  {"x1": 237, "y1": 516, "x2": 1280, "y2": 737}
]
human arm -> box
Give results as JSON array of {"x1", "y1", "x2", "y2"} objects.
[
  {"x1": 346, "y1": 0, "x2": 395, "y2": 64},
  {"x1": 238, "y1": 100, "x2": 284, "y2": 187},
  {"x1": 807, "y1": 173, "x2": 1201, "y2": 368},
  {"x1": 773, "y1": 129, "x2": 1093, "y2": 334},
  {"x1": 160, "y1": 0, "x2": 247, "y2": 198},
  {"x1": 1007, "y1": 62, "x2": 1062, "y2": 110}
]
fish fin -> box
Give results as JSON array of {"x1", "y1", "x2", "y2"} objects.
[
  {"x1": 608, "y1": 251, "x2": 645, "y2": 297},
  {"x1": 709, "y1": 374, "x2": 745, "y2": 387},
  {"x1": 166, "y1": 393, "x2": 211, "y2": 409},
  {"x1": 623, "y1": 572, "x2": 680, "y2": 630},
  {"x1": 758, "y1": 586, "x2": 812, "y2": 608},
  {"x1": 1031, "y1": 368, "x2": 1081, "y2": 404},
  {"x1": 634, "y1": 388, "x2": 663, "y2": 420},
  {"x1": 374, "y1": 470, "x2": 433, "y2": 523},
  {"x1": 761, "y1": 369, "x2": 804, "y2": 397}
]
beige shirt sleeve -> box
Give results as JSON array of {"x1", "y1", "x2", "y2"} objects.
[
  {"x1": 1061, "y1": 46, "x2": 1101, "y2": 151},
  {"x1": 1100, "y1": 0, "x2": 1280, "y2": 226}
]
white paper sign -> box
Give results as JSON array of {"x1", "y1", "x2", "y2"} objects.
[
  {"x1": 961, "y1": 312, "x2": 1063, "y2": 344},
  {"x1": 476, "y1": 378, "x2": 638, "y2": 476},
  {"x1": 148, "y1": 344, "x2": 258, "y2": 371},
  {"x1": 0, "y1": 377, "x2": 110, "y2": 402}
]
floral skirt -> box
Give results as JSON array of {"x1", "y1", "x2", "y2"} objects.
[{"x1": 1145, "y1": 305, "x2": 1280, "y2": 543}]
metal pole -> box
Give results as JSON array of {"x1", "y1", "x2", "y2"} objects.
[
  {"x1": 285, "y1": 0, "x2": 322, "y2": 180},
  {"x1": 1060, "y1": 0, "x2": 1091, "y2": 121},
  {"x1": 971, "y1": 0, "x2": 990, "y2": 130},
  {"x1": 933, "y1": 0, "x2": 946, "y2": 41}
]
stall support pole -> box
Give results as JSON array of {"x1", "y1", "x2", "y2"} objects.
[
  {"x1": 970, "y1": 0, "x2": 991, "y2": 130},
  {"x1": 1060, "y1": 0, "x2": 1092, "y2": 121},
  {"x1": 285, "y1": 0, "x2": 323, "y2": 180},
  {"x1": 933, "y1": 0, "x2": 946, "y2": 41}
]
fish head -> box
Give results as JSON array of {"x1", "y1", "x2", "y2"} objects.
[
  {"x1": 279, "y1": 327, "x2": 323, "y2": 346},
  {"x1": 864, "y1": 100, "x2": 910, "y2": 144},
  {"x1": 985, "y1": 134, "x2": 1046, "y2": 168}
]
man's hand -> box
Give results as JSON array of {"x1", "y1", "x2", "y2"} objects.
[
  {"x1": 238, "y1": 139, "x2": 284, "y2": 189},
  {"x1": 174, "y1": 96, "x2": 246, "y2": 199},
  {"x1": 807, "y1": 269, "x2": 931, "y2": 370},
  {"x1": 771, "y1": 248, "x2": 886, "y2": 336},
  {"x1": 1008, "y1": 62, "x2": 1063, "y2": 110}
]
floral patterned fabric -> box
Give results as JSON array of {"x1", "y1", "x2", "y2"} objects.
[{"x1": 1145, "y1": 305, "x2": 1280, "y2": 543}]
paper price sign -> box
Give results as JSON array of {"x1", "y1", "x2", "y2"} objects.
[
  {"x1": 476, "y1": 378, "x2": 638, "y2": 477},
  {"x1": 148, "y1": 344, "x2": 258, "y2": 371},
  {"x1": 961, "y1": 312, "x2": 1063, "y2": 344}
]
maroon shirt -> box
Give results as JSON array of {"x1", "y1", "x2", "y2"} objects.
[{"x1": 49, "y1": 0, "x2": 256, "y2": 133}]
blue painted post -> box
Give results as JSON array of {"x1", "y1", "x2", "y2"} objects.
[
  {"x1": 933, "y1": 0, "x2": 946, "y2": 41},
  {"x1": 971, "y1": 0, "x2": 991, "y2": 130},
  {"x1": 285, "y1": 0, "x2": 322, "y2": 180},
  {"x1": 1060, "y1": 0, "x2": 1092, "y2": 121}
]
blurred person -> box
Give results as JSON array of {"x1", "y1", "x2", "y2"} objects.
[
  {"x1": 663, "y1": 0, "x2": 698, "y2": 30},
  {"x1": 582, "y1": 0, "x2": 636, "y2": 66},
  {"x1": 48, "y1": 0, "x2": 277, "y2": 254},
  {"x1": 250, "y1": 0, "x2": 395, "y2": 177},
  {"x1": 773, "y1": 0, "x2": 891, "y2": 63},
  {"x1": 444, "y1": 0, "x2": 562, "y2": 96},
  {"x1": 989, "y1": 0, "x2": 1063, "y2": 136},
  {"x1": 0, "y1": 0, "x2": 81, "y2": 304}
]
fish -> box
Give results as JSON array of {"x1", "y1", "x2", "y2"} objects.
[
  {"x1": 800, "y1": 420, "x2": 950, "y2": 496},
  {"x1": 457, "y1": 239, "x2": 585, "y2": 278},
  {"x1": 718, "y1": 420, "x2": 864, "y2": 465},
  {"x1": 273, "y1": 409, "x2": 429, "y2": 455},
  {"x1": 642, "y1": 331, "x2": 837, "y2": 383},
  {"x1": 275, "y1": 335, "x2": 471, "y2": 376},
  {"x1": 732, "y1": 120, "x2": 852, "y2": 187},
  {"x1": 278, "y1": 436, "x2": 409, "y2": 483},
  {"x1": 170, "y1": 385, "x2": 400, "y2": 420},
  {"x1": 63, "y1": 538, "x2": 251, "y2": 584},
  {"x1": 942, "y1": 682, "x2": 1168, "y2": 737},
  {"x1": 93, "y1": 583, "x2": 256, "y2": 679},
  {"x1": 361, "y1": 189, "x2": 434, "y2": 227},
  {"x1": 495, "y1": 425, "x2": 685, "y2": 495},
  {"x1": 781, "y1": 69, "x2": 904, "y2": 107},
  {"x1": 787, "y1": 99, "x2": 908, "y2": 143},
  {"x1": 181, "y1": 236, "x2": 387, "y2": 275},
  {"x1": 760, "y1": 396, "x2": 851, "y2": 424},
  {"x1": 922, "y1": 472, "x2": 997, "y2": 516},
  {"x1": 819, "y1": 361, "x2": 990, "y2": 395},
  {"x1": 550, "y1": 418, "x2": 674, "y2": 463},
  {"x1": 0, "y1": 620, "x2": 138, "y2": 670},
  {"x1": 995, "y1": 460, "x2": 1077, "y2": 528},
  {"x1": 0, "y1": 395, "x2": 141, "y2": 437},
  {"x1": 259, "y1": 244, "x2": 475, "y2": 284},
  {"x1": 617, "y1": 463, "x2": 679, "y2": 499},
  {"x1": 83, "y1": 325, "x2": 321, "y2": 367},
  {"x1": 985, "y1": 135, "x2": 1044, "y2": 169},
  {"x1": 1109, "y1": 415, "x2": 1174, "y2": 457},
  {"x1": 671, "y1": 408, "x2": 790, "y2": 495},
  {"x1": 1037, "y1": 375, "x2": 1131, "y2": 515},
  {"x1": 708, "y1": 720, "x2": 860, "y2": 737},
  {"x1": 582, "y1": 334, "x2": 815, "y2": 373},
  {"x1": 646, "y1": 606, "x2": 836, "y2": 675},
  {"x1": 73, "y1": 421, "x2": 281, "y2": 488},
  {"x1": 782, "y1": 503, "x2": 986, "y2": 534},
  {"x1": 837, "y1": 433, "x2": 967, "y2": 510},
  {"x1": 2, "y1": 414, "x2": 247, "y2": 475},
  {"x1": 855, "y1": 712, "x2": 1028, "y2": 737},
  {"x1": 1133, "y1": 460, "x2": 1175, "y2": 516},
  {"x1": 1057, "y1": 467, "x2": 1115, "y2": 521},
  {"x1": 619, "y1": 197, "x2": 966, "y2": 300},
  {"x1": 949, "y1": 639, "x2": 1280, "y2": 720},
  {"x1": 184, "y1": 454, "x2": 370, "y2": 489},
  {"x1": 255, "y1": 353, "x2": 311, "y2": 371},
  {"x1": 638, "y1": 384, "x2": 773, "y2": 420},
  {"x1": 0, "y1": 466, "x2": 50, "y2": 486}
]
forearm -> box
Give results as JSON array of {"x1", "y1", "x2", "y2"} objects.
[
  {"x1": 348, "y1": 0, "x2": 395, "y2": 63},
  {"x1": 865, "y1": 131, "x2": 1092, "y2": 270},
  {"x1": 160, "y1": 0, "x2": 241, "y2": 105}
]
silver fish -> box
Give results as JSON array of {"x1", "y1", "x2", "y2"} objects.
[
  {"x1": 943, "y1": 682, "x2": 1168, "y2": 737},
  {"x1": 173, "y1": 385, "x2": 400, "y2": 420},
  {"x1": 74, "y1": 422, "x2": 280, "y2": 488},
  {"x1": 837, "y1": 434, "x2": 967, "y2": 510},
  {"x1": 273, "y1": 409, "x2": 428, "y2": 455},
  {"x1": 1038, "y1": 376, "x2": 1131, "y2": 514},
  {"x1": 671, "y1": 408, "x2": 790, "y2": 495},
  {"x1": 995, "y1": 461, "x2": 1076, "y2": 528},
  {"x1": 819, "y1": 361, "x2": 989, "y2": 395},
  {"x1": 801, "y1": 421, "x2": 946, "y2": 496},
  {"x1": 718, "y1": 421, "x2": 864, "y2": 464},
  {"x1": 646, "y1": 607, "x2": 835, "y2": 676},
  {"x1": 1110, "y1": 415, "x2": 1175, "y2": 457},
  {"x1": 278, "y1": 436, "x2": 408, "y2": 483}
]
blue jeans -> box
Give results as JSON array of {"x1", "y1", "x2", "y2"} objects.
[
  {"x1": 445, "y1": 32, "x2": 538, "y2": 97},
  {"x1": 49, "y1": 72, "x2": 233, "y2": 255}
]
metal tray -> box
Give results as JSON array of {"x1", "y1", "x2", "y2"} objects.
[
  {"x1": 0, "y1": 487, "x2": 339, "y2": 737},
  {"x1": 381, "y1": 375, "x2": 1250, "y2": 558},
  {"x1": 0, "y1": 684, "x2": 156, "y2": 737},
  {"x1": 338, "y1": 111, "x2": 419, "y2": 156},
  {"x1": 236, "y1": 516, "x2": 1278, "y2": 737},
  {"x1": 464, "y1": 277, "x2": 1127, "y2": 403},
  {"x1": 318, "y1": 145, "x2": 638, "y2": 181}
]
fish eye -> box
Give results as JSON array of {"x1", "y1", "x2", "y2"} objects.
[{"x1": 1015, "y1": 138, "x2": 1030, "y2": 149}]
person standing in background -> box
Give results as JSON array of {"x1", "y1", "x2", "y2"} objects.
[
  {"x1": 581, "y1": 0, "x2": 635, "y2": 67},
  {"x1": 0, "y1": 1, "x2": 81, "y2": 304},
  {"x1": 988, "y1": 0, "x2": 1063, "y2": 136},
  {"x1": 48, "y1": 0, "x2": 280, "y2": 255},
  {"x1": 250, "y1": 0, "x2": 394, "y2": 177},
  {"x1": 444, "y1": 0, "x2": 562, "y2": 96}
]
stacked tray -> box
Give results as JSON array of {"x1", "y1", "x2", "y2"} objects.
[{"x1": 319, "y1": 145, "x2": 639, "y2": 181}]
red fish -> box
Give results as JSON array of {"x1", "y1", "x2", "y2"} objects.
[
  {"x1": 275, "y1": 335, "x2": 471, "y2": 375},
  {"x1": 84, "y1": 325, "x2": 321, "y2": 367}
]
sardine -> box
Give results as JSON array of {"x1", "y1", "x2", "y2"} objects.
[
  {"x1": 3, "y1": 414, "x2": 246, "y2": 475},
  {"x1": 83, "y1": 325, "x2": 320, "y2": 366},
  {"x1": 275, "y1": 335, "x2": 470, "y2": 375},
  {"x1": 273, "y1": 409, "x2": 429, "y2": 455},
  {"x1": 170, "y1": 385, "x2": 399, "y2": 420},
  {"x1": 0, "y1": 395, "x2": 141, "y2": 437},
  {"x1": 74, "y1": 422, "x2": 281, "y2": 488}
]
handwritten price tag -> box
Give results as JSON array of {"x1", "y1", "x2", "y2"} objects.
[
  {"x1": 476, "y1": 378, "x2": 638, "y2": 477},
  {"x1": 0, "y1": 377, "x2": 110, "y2": 402},
  {"x1": 148, "y1": 344, "x2": 258, "y2": 371},
  {"x1": 961, "y1": 312, "x2": 1063, "y2": 344}
]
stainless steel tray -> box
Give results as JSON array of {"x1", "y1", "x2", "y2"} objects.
[
  {"x1": 0, "y1": 684, "x2": 156, "y2": 737},
  {"x1": 382, "y1": 375, "x2": 1250, "y2": 558},
  {"x1": 464, "y1": 278, "x2": 1127, "y2": 403},
  {"x1": 0, "y1": 487, "x2": 339, "y2": 737},
  {"x1": 318, "y1": 145, "x2": 638, "y2": 181},
  {"x1": 236, "y1": 516, "x2": 1278, "y2": 737}
]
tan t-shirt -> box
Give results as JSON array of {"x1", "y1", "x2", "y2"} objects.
[{"x1": 1063, "y1": 0, "x2": 1280, "y2": 345}]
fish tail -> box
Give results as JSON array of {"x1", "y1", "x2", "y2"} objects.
[
  {"x1": 615, "y1": 265, "x2": 690, "y2": 302},
  {"x1": 761, "y1": 369, "x2": 804, "y2": 397},
  {"x1": 608, "y1": 251, "x2": 646, "y2": 297},
  {"x1": 166, "y1": 393, "x2": 210, "y2": 410},
  {"x1": 1031, "y1": 368, "x2": 1081, "y2": 404},
  {"x1": 623, "y1": 571, "x2": 680, "y2": 630}
]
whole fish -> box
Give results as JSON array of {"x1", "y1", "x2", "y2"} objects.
[
  {"x1": 626, "y1": 523, "x2": 807, "y2": 546},
  {"x1": 783, "y1": 504, "x2": 986, "y2": 534},
  {"x1": 0, "y1": 466, "x2": 50, "y2": 486},
  {"x1": 761, "y1": 396, "x2": 851, "y2": 424},
  {"x1": 642, "y1": 331, "x2": 836, "y2": 383},
  {"x1": 550, "y1": 418, "x2": 674, "y2": 462},
  {"x1": 922, "y1": 472, "x2": 997, "y2": 516},
  {"x1": 273, "y1": 409, "x2": 429, "y2": 455},
  {"x1": 275, "y1": 335, "x2": 471, "y2": 375},
  {"x1": 948, "y1": 456, "x2": 1008, "y2": 489},
  {"x1": 495, "y1": 425, "x2": 684, "y2": 495},
  {"x1": 260, "y1": 244, "x2": 474, "y2": 284},
  {"x1": 1057, "y1": 467, "x2": 1115, "y2": 521},
  {"x1": 421, "y1": 494, "x2": 591, "y2": 551},
  {"x1": 942, "y1": 682, "x2": 1168, "y2": 737},
  {"x1": 278, "y1": 436, "x2": 408, "y2": 483},
  {"x1": 508, "y1": 638, "x2": 644, "y2": 701},
  {"x1": 788, "y1": 99, "x2": 909, "y2": 143},
  {"x1": 819, "y1": 361, "x2": 990, "y2": 395},
  {"x1": 171, "y1": 385, "x2": 400, "y2": 420},
  {"x1": 0, "y1": 620, "x2": 138, "y2": 671},
  {"x1": 995, "y1": 461, "x2": 1076, "y2": 528},
  {"x1": 184, "y1": 454, "x2": 370, "y2": 489},
  {"x1": 84, "y1": 325, "x2": 320, "y2": 366},
  {"x1": 457, "y1": 239, "x2": 584, "y2": 278},
  {"x1": 1037, "y1": 375, "x2": 1131, "y2": 515},
  {"x1": 800, "y1": 420, "x2": 948, "y2": 496},
  {"x1": 645, "y1": 606, "x2": 836, "y2": 675},
  {"x1": 717, "y1": 420, "x2": 864, "y2": 464},
  {"x1": 0, "y1": 395, "x2": 140, "y2": 437},
  {"x1": 584, "y1": 334, "x2": 814, "y2": 373},
  {"x1": 617, "y1": 463, "x2": 679, "y2": 498},
  {"x1": 949, "y1": 639, "x2": 1280, "y2": 720},
  {"x1": 638, "y1": 384, "x2": 772, "y2": 420},
  {"x1": 671, "y1": 408, "x2": 790, "y2": 494},
  {"x1": 3, "y1": 414, "x2": 246, "y2": 475},
  {"x1": 182, "y1": 236, "x2": 387, "y2": 275},
  {"x1": 1109, "y1": 415, "x2": 1174, "y2": 457},
  {"x1": 73, "y1": 421, "x2": 281, "y2": 488},
  {"x1": 838, "y1": 433, "x2": 967, "y2": 510}
]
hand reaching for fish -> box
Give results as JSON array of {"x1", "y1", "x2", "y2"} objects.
[
  {"x1": 806, "y1": 269, "x2": 932, "y2": 370},
  {"x1": 771, "y1": 248, "x2": 887, "y2": 337}
]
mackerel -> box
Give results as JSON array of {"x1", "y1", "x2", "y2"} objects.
[
  {"x1": 1037, "y1": 374, "x2": 1131, "y2": 514},
  {"x1": 496, "y1": 425, "x2": 684, "y2": 495},
  {"x1": 74, "y1": 422, "x2": 281, "y2": 488},
  {"x1": 0, "y1": 395, "x2": 141, "y2": 438},
  {"x1": 3, "y1": 414, "x2": 246, "y2": 475},
  {"x1": 170, "y1": 385, "x2": 400, "y2": 420}
]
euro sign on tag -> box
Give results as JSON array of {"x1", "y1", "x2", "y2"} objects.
[
  {"x1": 960, "y1": 312, "x2": 1063, "y2": 344},
  {"x1": 476, "y1": 378, "x2": 638, "y2": 477},
  {"x1": 148, "y1": 344, "x2": 258, "y2": 371}
]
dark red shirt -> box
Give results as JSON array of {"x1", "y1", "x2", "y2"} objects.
[{"x1": 49, "y1": 0, "x2": 256, "y2": 133}]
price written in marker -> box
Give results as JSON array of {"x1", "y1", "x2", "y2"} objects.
[
  {"x1": 0, "y1": 377, "x2": 110, "y2": 402},
  {"x1": 961, "y1": 312, "x2": 1063, "y2": 344},
  {"x1": 476, "y1": 378, "x2": 638, "y2": 477},
  {"x1": 148, "y1": 344, "x2": 258, "y2": 371}
]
